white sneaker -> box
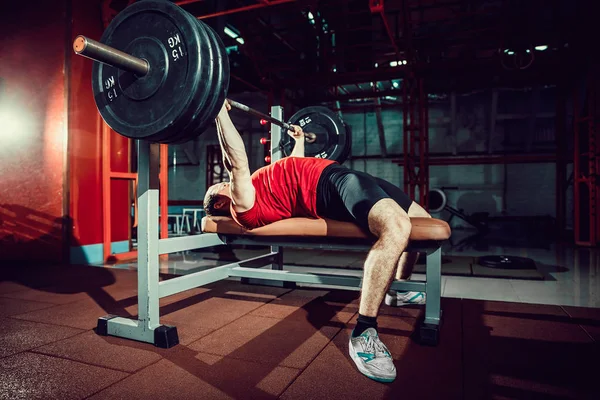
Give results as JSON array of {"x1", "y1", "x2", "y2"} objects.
[
  {"x1": 385, "y1": 290, "x2": 426, "y2": 307},
  {"x1": 348, "y1": 327, "x2": 396, "y2": 383}
]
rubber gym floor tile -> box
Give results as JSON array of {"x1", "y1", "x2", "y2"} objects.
[
  {"x1": 203, "y1": 279, "x2": 293, "y2": 299},
  {"x1": 0, "y1": 317, "x2": 84, "y2": 358},
  {"x1": 279, "y1": 344, "x2": 395, "y2": 400},
  {"x1": 158, "y1": 320, "x2": 214, "y2": 346},
  {"x1": 223, "y1": 282, "x2": 292, "y2": 299},
  {"x1": 0, "y1": 296, "x2": 55, "y2": 318},
  {"x1": 165, "y1": 294, "x2": 266, "y2": 322},
  {"x1": 0, "y1": 352, "x2": 128, "y2": 400},
  {"x1": 188, "y1": 314, "x2": 279, "y2": 354},
  {"x1": 281, "y1": 300, "x2": 463, "y2": 400},
  {"x1": 189, "y1": 314, "x2": 344, "y2": 370},
  {"x1": 0, "y1": 281, "x2": 37, "y2": 295},
  {"x1": 87, "y1": 357, "x2": 298, "y2": 400},
  {"x1": 250, "y1": 290, "x2": 357, "y2": 323},
  {"x1": 462, "y1": 300, "x2": 598, "y2": 399},
  {"x1": 33, "y1": 330, "x2": 163, "y2": 373},
  {"x1": 119, "y1": 286, "x2": 212, "y2": 318},
  {"x1": 1, "y1": 265, "x2": 122, "y2": 299},
  {"x1": 462, "y1": 300, "x2": 593, "y2": 341},
  {"x1": 464, "y1": 299, "x2": 570, "y2": 317},
  {"x1": 562, "y1": 305, "x2": 600, "y2": 341},
  {"x1": 12, "y1": 297, "x2": 115, "y2": 330},
  {"x1": 0, "y1": 284, "x2": 91, "y2": 304},
  {"x1": 378, "y1": 302, "x2": 425, "y2": 319},
  {"x1": 192, "y1": 352, "x2": 301, "y2": 397},
  {"x1": 155, "y1": 297, "x2": 270, "y2": 346},
  {"x1": 91, "y1": 280, "x2": 140, "y2": 302}
]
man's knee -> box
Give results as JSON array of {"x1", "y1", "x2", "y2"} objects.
[
  {"x1": 407, "y1": 201, "x2": 431, "y2": 218},
  {"x1": 368, "y1": 199, "x2": 412, "y2": 238}
]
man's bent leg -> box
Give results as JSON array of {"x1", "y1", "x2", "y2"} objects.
[
  {"x1": 387, "y1": 201, "x2": 432, "y2": 307},
  {"x1": 349, "y1": 198, "x2": 411, "y2": 383},
  {"x1": 360, "y1": 199, "x2": 412, "y2": 316}
]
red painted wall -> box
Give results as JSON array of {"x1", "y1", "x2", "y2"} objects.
[
  {"x1": 69, "y1": 0, "x2": 104, "y2": 247},
  {"x1": 70, "y1": 0, "x2": 131, "y2": 248},
  {"x1": 0, "y1": 0, "x2": 150, "y2": 262},
  {"x1": 0, "y1": 1, "x2": 68, "y2": 262}
]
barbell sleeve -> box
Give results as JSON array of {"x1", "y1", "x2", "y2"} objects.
[
  {"x1": 72, "y1": 35, "x2": 317, "y2": 143},
  {"x1": 73, "y1": 35, "x2": 149, "y2": 76}
]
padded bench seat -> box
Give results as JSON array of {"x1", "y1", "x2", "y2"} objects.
[{"x1": 201, "y1": 216, "x2": 451, "y2": 241}]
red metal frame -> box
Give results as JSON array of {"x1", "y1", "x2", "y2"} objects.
[
  {"x1": 402, "y1": 72, "x2": 429, "y2": 208},
  {"x1": 159, "y1": 144, "x2": 168, "y2": 241},
  {"x1": 555, "y1": 86, "x2": 568, "y2": 239},
  {"x1": 369, "y1": 0, "x2": 399, "y2": 56},
  {"x1": 197, "y1": 0, "x2": 295, "y2": 20},
  {"x1": 573, "y1": 73, "x2": 599, "y2": 246},
  {"x1": 101, "y1": 121, "x2": 168, "y2": 263}
]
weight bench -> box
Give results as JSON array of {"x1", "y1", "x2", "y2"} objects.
[
  {"x1": 95, "y1": 106, "x2": 451, "y2": 349},
  {"x1": 201, "y1": 216, "x2": 451, "y2": 345}
]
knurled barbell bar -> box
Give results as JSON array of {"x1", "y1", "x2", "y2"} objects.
[{"x1": 74, "y1": 0, "x2": 350, "y2": 161}]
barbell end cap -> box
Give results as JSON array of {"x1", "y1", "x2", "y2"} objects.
[{"x1": 73, "y1": 35, "x2": 87, "y2": 54}]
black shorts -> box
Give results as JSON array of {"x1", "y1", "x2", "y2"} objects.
[{"x1": 315, "y1": 164, "x2": 413, "y2": 233}]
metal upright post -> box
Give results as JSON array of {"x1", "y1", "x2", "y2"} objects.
[
  {"x1": 97, "y1": 140, "x2": 178, "y2": 348},
  {"x1": 270, "y1": 105, "x2": 284, "y2": 270},
  {"x1": 136, "y1": 140, "x2": 161, "y2": 332},
  {"x1": 270, "y1": 105, "x2": 283, "y2": 162}
]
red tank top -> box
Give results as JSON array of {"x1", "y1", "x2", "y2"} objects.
[{"x1": 231, "y1": 157, "x2": 336, "y2": 229}]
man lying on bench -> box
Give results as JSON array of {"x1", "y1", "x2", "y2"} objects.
[{"x1": 204, "y1": 100, "x2": 432, "y2": 383}]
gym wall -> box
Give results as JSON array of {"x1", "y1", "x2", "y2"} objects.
[
  {"x1": 340, "y1": 87, "x2": 573, "y2": 230},
  {"x1": 0, "y1": 0, "x2": 133, "y2": 264},
  {"x1": 69, "y1": 0, "x2": 132, "y2": 264},
  {"x1": 166, "y1": 86, "x2": 573, "y2": 232},
  {"x1": 0, "y1": 1, "x2": 69, "y2": 262}
]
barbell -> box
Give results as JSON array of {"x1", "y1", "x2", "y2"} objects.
[{"x1": 73, "y1": 0, "x2": 351, "y2": 162}]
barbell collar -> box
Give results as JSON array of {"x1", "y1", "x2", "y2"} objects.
[{"x1": 73, "y1": 35, "x2": 149, "y2": 77}]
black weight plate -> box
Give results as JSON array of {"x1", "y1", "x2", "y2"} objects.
[
  {"x1": 196, "y1": 23, "x2": 229, "y2": 137},
  {"x1": 161, "y1": 10, "x2": 217, "y2": 144},
  {"x1": 92, "y1": 0, "x2": 209, "y2": 143},
  {"x1": 170, "y1": 20, "x2": 229, "y2": 144},
  {"x1": 280, "y1": 106, "x2": 350, "y2": 163},
  {"x1": 340, "y1": 122, "x2": 352, "y2": 162},
  {"x1": 478, "y1": 255, "x2": 536, "y2": 270}
]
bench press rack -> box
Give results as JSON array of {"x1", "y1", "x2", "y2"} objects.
[{"x1": 96, "y1": 106, "x2": 450, "y2": 348}]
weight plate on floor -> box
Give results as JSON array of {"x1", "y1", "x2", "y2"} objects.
[
  {"x1": 92, "y1": 0, "x2": 209, "y2": 143},
  {"x1": 280, "y1": 106, "x2": 350, "y2": 163},
  {"x1": 478, "y1": 255, "x2": 536, "y2": 270}
]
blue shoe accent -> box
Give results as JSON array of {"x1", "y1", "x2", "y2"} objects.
[{"x1": 357, "y1": 352, "x2": 376, "y2": 362}]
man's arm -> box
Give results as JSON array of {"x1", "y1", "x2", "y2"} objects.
[
  {"x1": 215, "y1": 102, "x2": 255, "y2": 212},
  {"x1": 287, "y1": 125, "x2": 305, "y2": 157}
]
